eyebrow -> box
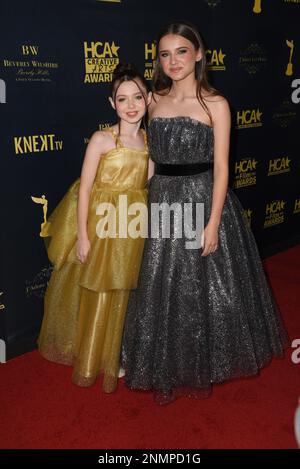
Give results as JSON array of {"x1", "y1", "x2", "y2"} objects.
[
  {"x1": 159, "y1": 46, "x2": 189, "y2": 53},
  {"x1": 116, "y1": 92, "x2": 143, "y2": 97}
]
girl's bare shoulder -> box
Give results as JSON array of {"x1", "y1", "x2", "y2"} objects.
[
  {"x1": 88, "y1": 129, "x2": 116, "y2": 155},
  {"x1": 202, "y1": 91, "x2": 229, "y2": 108},
  {"x1": 202, "y1": 92, "x2": 230, "y2": 117},
  {"x1": 149, "y1": 90, "x2": 171, "y2": 116}
]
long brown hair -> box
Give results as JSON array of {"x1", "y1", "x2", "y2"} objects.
[{"x1": 153, "y1": 21, "x2": 222, "y2": 125}]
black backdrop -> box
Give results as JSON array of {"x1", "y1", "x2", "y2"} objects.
[{"x1": 0, "y1": 0, "x2": 299, "y2": 361}]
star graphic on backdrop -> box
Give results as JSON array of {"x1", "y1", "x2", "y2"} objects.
[
  {"x1": 285, "y1": 157, "x2": 291, "y2": 166},
  {"x1": 256, "y1": 109, "x2": 263, "y2": 121},
  {"x1": 111, "y1": 42, "x2": 120, "y2": 57},
  {"x1": 218, "y1": 50, "x2": 226, "y2": 64}
]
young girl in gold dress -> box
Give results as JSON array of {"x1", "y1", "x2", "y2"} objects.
[{"x1": 38, "y1": 63, "x2": 151, "y2": 393}]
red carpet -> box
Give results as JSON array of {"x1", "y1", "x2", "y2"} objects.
[{"x1": 1, "y1": 245, "x2": 300, "y2": 449}]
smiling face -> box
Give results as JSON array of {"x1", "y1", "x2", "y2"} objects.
[
  {"x1": 158, "y1": 34, "x2": 202, "y2": 82},
  {"x1": 109, "y1": 79, "x2": 149, "y2": 124}
]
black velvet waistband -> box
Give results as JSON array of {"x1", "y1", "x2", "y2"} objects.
[{"x1": 155, "y1": 162, "x2": 214, "y2": 176}]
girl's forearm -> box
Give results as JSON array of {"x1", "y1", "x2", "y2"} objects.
[
  {"x1": 77, "y1": 187, "x2": 91, "y2": 240},
  {"x1": 209, "y1": 167, "x2": 229, "y2": 227},
  {"x1": 148, "y1": 158, "x2": 155, "y2": 180}
]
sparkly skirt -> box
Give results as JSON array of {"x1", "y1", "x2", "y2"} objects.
[{"x1": 121, "y1": 171, "x2": 288, "y2": 404}]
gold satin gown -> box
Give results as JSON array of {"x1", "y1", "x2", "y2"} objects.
[{"x1": 38, "y1": 127, "x2": 148, "y2": 392}]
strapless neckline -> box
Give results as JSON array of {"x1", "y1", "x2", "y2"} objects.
[{"x1": 149, "y1": 115, "x2": 213, "y2": 131}]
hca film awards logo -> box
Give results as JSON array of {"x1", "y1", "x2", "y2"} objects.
[
  {"x1": 264, "y1": 199, "x2": 286, "y2": 228},
  {"x1": 233, "y1": 157, "x2": 257, "y2": 189},
  {"x1": 83, "y1": 41, "x2": 120, "y2": 83}
]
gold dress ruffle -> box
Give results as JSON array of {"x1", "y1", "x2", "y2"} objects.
[{"x1": 38, "y1": 128, "x2": 148, "y2": 392}]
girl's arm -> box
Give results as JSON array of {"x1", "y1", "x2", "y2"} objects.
[
  {"x1": 209, "y1": 97, "x2": 231, "y2": 227},
  {"x1": 201, "y1": 97, "x2": 231, "y2": 256},
  {"x1": 147, "y1": 158, "x2": 155, "y2": 180},
  {"x1": 76, "y1": 131, "x2": 108, "y2": 262},
  {"x1": 147, "y1": 92, "x2": 158, "y2": 181}
]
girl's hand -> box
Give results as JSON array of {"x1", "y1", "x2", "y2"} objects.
[
  {"x1": 200, "y1": 221, "x2": 219, "y2": 257},
  {"x1": 76, "y1": 237, "x2": 91, "y2": 264}
]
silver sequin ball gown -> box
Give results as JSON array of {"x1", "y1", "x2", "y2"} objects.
[{"x1": 122, "y1": 116, "x2": 288, "y2": 404}]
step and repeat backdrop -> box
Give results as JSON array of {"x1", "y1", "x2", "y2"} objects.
[{"x1": 0, "y1": 0, "x2": 299, "y2": 360}]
